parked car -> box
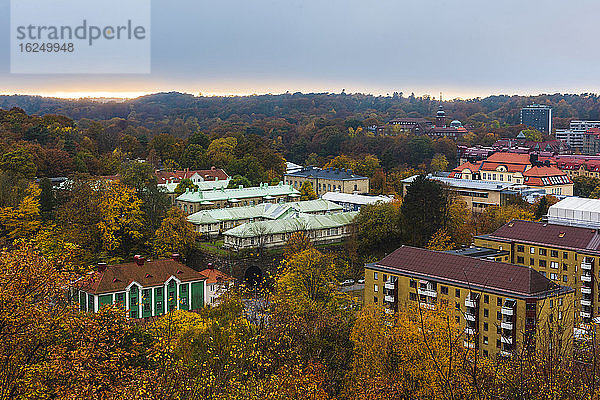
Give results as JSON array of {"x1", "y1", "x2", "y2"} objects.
[
  {"x1": 357, "y1": 279, "x2": 365, "y2": 284},
  {"x1": 340, "y1": 279, "x2": 355, "y2": 286}
]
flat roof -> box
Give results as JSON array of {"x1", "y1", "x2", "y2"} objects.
[{"x1": 402, "y1": 174, "x2": 515, "y2": 191}]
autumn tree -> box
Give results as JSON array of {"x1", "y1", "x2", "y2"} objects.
[
  {"x1": 0, "y1": 183, "x2": 41, "y2": 245},
  {"x1": 152, "y1": 207, "x2": 197, "y2": 258},
  {"x1": 401, "y1": 176, "x2": 448, "y2": 246},
  {"x1": 174, "y1": 178, "x2": 198, "y2": 194},
  {"x1": 427, "y1": 228, "x2": 455, "y2": 251},
  {"x1": 430, "y1": 153, "x2": 449, "y2": 172},
  {"x1": 476, "y1": 204, "x2": 534, "y2": 234},
  {"x1": 355, "y1": 200, "x2": 403, "y2": 259},
  {"x1": 97, "y1": 181, "x2": 145, "y2": 258},
  {"x1": 573, "y1": 176, "x2": 600, "y2": 198},
  {"x1": 299, "y1": 181, "x2": 317, "y2": 200}
]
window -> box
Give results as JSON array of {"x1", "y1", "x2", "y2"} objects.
[
  {"x1": 483, "y1": 336, "x2": 489, "y2": 345},
  {"x1": 517, "y1": 245, "x2": 524, "y2": 252},
  {"x1": 484, "y1": 295, "x2": 489, "y2": 304},
  {"x1": 374, "y1": 272, "x2": 379, "y2": 280},
  {"x1": 530, "y1": 258, "x2": 535, "y2": 265},
  {"x1": 539, "y1": 260, "x2": 547, "y2": 268},
  {"x1": 526, "y1": 303, "x2": 536, "y2": 310},
  {"x1": 455, "y1": 289, "x2": 460, "y2": 297},
  {"x1": 455, "y1": 302, "x2": 461, "y2": 311},
  {"x1": 563, "y1": 275, "x2": 568, "y2": 283},
  {"x1": 374, "y1": 284, "x2": 379, "y2": 292},
  {"x1": 484, "y1": 322, "x2": 489, "y2": 331},
  {"x1": 409, "y1": 292, "x2": 417, "y2": 301},
  {"x1": 496, "y1": 339, "x2": 501, "y2": 348},
  {"x1": 497, "y1": 326, "x2": 501, "y2": 334},
  {"x1": 497, "y1": 297, "x2": 502, "y2": 306},
  {"x1": 143, "y1": 303, "x2": 151, "y2": 312},
  {"x1": 409, "y1": 279, "x2": 416, "y2": 288},
  {"x1": 539, "y1": 248, "x2": 547, "y2": 256},
  {"x1": 550, "y1": 261, "x2": 559, "y2": 269},
  {"x1": 483, "y1": 349, "x2": 489, "y2": 357},
  {"x1": 497, "y1": 311, "x2": 502, "y2": 320},
  {"x1": 383, "y1": 274, "x2": 388, "y2": 282},
  {"x1": 551, "y1": 250, "x2": 558, "y2": 258},
  {"x1": 550, "y1": 273, "x2": 557, "y2": 280},
  {"x1": 517, "y1": 256, "x2": 524, "y2": 264},
  {"x1": 563, "y1": 263, "x2": 568, "y2": 271},
  {"x1": 530, "y1": 247, "x2": 535, "y2": 254},
  {"x1": 374, "y1": 296, "x2": 378, "y2": 303},
  {"x1": 563, "y1": 252, "x2": 568, "y2": 259},
  {"x1": 484, "y1": 308, "x2": 489, "y2": 318},
  {"x1": 441, "y1": 286, "x2": 448, "y2": 295}
]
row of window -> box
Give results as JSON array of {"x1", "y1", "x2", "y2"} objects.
[{"x1": 516, "y1": 245, "x2": 570, "y2": 259}]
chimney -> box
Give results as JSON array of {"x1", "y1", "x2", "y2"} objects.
[
  {"x1": 211, "y1": 166, "x2": 216, "y2": 170},
  {"x1": 97, "y1": 262, "x2": 108, "y2": 272},
  {"x1": 134, "y1": 255, "x2": 145, "y2": 266},
  {"x1": 208, "y1": 262, "x2": 214, "y2": 271},
  {"x1": 171, "y1": 253, "x2": 181, "y2": 262}
]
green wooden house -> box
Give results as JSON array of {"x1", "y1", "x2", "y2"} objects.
[{"x1": 75, "y1": 255, "x2": 206, "y2": 319}]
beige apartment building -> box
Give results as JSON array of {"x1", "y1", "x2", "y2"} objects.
[{"x1": 284, "y1": 166, "x2": 369, "y2": 196}]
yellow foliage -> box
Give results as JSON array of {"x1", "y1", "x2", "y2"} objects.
[
  {"x1": 0, "y1": 183, "x2": 41, "y2": 242},
  {"x1": 97, "y1": 182, "x2": 144, "y2": 252}
]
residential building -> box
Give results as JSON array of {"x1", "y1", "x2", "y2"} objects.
[
  {"x1": 546, "y1": 197, "x2": 600, "y2": 229},
  {"x1": 520, "y1": 104, "x2": 552, "y2": 133},
  {"x1": 556, "y1": 121, "x2": 600, "y2": 154},
  {"x1": 321, "y1": 191, "x2": 393, "y2": 212},
  {"x1": 364, "y1": 246, "x2": 574, "y2": 357},
  {"x1": 450, "y1": 153, "x2": 573, "y2": 195},
  {"x1": 222, "y1": 211, "x2": 358, "y2": 250},
  {"x1": 74, "y1": 255, "x2": 207, "y2": 319},
  {"x1": 155, "y1": 167, "x2": 229, "y2": 185},
  {"x1": 199, "y1": 265, "x2": 235, "y2": 306},
  {"x1": 474, "y1": 219, "x2": 600, "y2": 324},
  {"x1": 552, "y1": 155, "x2": 600, "y2": 179},
  {"x1": 175, "y1": 182, "x2": 300, "y2": 215},
  {"x1": 187, "y1": 199, "x2": 343, "y2": 237},
  {"x1": 284, "y1": 166, "x2": 369, "y2": 196},
  {"x1": 445, "y1": 246, "x2": 510, "y2": 262}
]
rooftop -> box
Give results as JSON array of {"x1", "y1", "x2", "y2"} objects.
[
  {"x1": 199, "y1": 268, "x2": 235, "y2": 285},
  {"x1": 155, "y1": 168, "x2": 229, "y2": 184},
  {"x1": 321, "y1": 191, "x2": 394, "y2": 205},
  {"x1": 176, "y1": 182, "x2": 300, "y2": 203},
  {"x1": 223, "y1": 211, "x2": 358, "y2": 238},
  {"x1": 478, "y1": 219, "x2": 600, "y2": 253},
  {"x1": 402, "y1": 174, "x2": 515, "y2": 191},
  {"x1": 373, "y1": 246, "x2": 567, "y2": 298},
  {"x1": 285, "y1": 166, "x2": 368, "y2": 180}
]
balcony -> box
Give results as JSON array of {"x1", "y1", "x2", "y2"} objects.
[
  {"x1": 501, "y1": 335, "x2": 513, "y2": 344},
  {"x1": 500, "y1": 350, "x2": 513, "y2": 357},
  {"x1": 501, "y1": 321, "x2": 514, "y2": 330},
  {"x1": 582, "y1": 262, "x2": 592, "y2": 271},
  {"x1": 582, "y1": 287, "x2": 592, "y2": 295},
  {"x1": 501, "y1": 307, "x2": 514, "y2": 316},
  {"x1": 418, "y1": 288, "x2": 437, "y2": 298},
  {"x1": 465, "y1": 298, "x2": 477, "y2": 308},
  {"x1": 464, "y1": 327, "x2": 476, "y2": 336},
  {"x1": 384, "y1": 282, "x2": 395, "y2": 290},
  {"x1": 384, "y1": 308, "x2": 394, "y2": 315},
  {"x1": 581, "y1": 299, "x2": 592, "y2": 306},
  {"x1": 581, "y1": 274, "x2": 592, "y2": 283},
  {"x1": 465, "y1": 313, "x2": 476, "y2": 322},
  {"x1": 463, "y1": 340, "x2": 475, "y2": 349},
  {"x1": 581, "y1": 311, "x2": 592, "y2": 318},
  {"x1": 384, "y1": 295, "x2": 395, "y2": 303},
  {"x1": 419, "y1": 302, "x2": 435, "y2": 310}
]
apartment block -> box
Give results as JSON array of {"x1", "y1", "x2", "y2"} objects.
[
  {"x1": 474, "y1": 219, "x2": 600, "y2": 324},
  {"x1": 364, "y1": 246, "x2": 574, "y2": 357}
]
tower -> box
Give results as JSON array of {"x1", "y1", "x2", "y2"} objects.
[{"x1": 436, "y1": 93, "x2": 446, "y2": 128}]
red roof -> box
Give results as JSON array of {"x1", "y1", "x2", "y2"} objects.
[
  {"x1": 481, "y1": 219, "x2": 600, "y2": 253},
  {"x1": 199, "y1": 268, "x2": 235, "y2": 284},
  {"x1": 156, "y1": 168, "x2": 229, "y2": 184},
  {"x1": 479, "y1": 153, "x2": 530, "y2": 173},
  {"x1": 375, "y1": 246, "x2": 563, "y2": 297},
  {"x1": 523, "y1": 166, "x2": 571, "y2": 186},
  {"x1": 77, "y1": 258, "x2": 206, "y2": 295}
]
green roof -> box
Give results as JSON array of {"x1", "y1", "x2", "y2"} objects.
[
  {"x1": 176, "y1": 182, "x2": 299, "y2": 203},
  {"x1": 159, "y1": 179, "x2": 230, "y2": 194},
  {"x1": 223, "y1": 211, "x2": 358, "y2": 238},
  {"x1": 187, "y1": 199, "x2": 342, "y2": 225}
]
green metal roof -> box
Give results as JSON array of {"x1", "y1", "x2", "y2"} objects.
[
  {"x1": 222, "y1": 211, "x2": 358, "y2": 238},
  {"x1": 187, "y1": 199, "x2": 342, "y2": 225},
  {"x1": 176, "y1": 182, "x2": 299, "y2": 203}
]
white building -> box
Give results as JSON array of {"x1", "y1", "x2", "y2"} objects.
[
  {"x1": 199, "y1": 266, "x2": 235, "y2": 306},
  {"x1": 556, "y1": 120, "x2": 600, "y2": 152},
  {"x1": 546, "y1": 196, "x2": 600, "y2": 229},
  {"x1": 321, "y1": 191, "x2": 393, "y2": 212}
]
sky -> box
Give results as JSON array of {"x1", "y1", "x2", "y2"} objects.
[{"x1": 1, "y1": 0, "x2": 599, "y2": 99}]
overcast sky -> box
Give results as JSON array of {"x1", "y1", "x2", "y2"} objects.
[{"x1": 1, "y1": 0, "x2": 599, "y2": 99}]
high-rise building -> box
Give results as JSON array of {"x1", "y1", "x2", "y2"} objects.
[
  {"x1": 555, "y1": 120, "x2": 600, "y2": 154},
  {"x1": 520, "y1": 104, "x2": 552, "y2": 133}
]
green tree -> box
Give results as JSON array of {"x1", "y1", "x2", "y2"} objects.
[
  {"x1": 573, "y1": 176, "x2": 600, "y2": 198},
  {"x1": 174, "y1": 178, "x2": 198, "y2": 194},
  {"x1": 430, "y1": 153, "x2": 449, "y2": 172},
  {"x1": 532, "y1": 195, "x2": 559, "y2": 220},
  {"x1": 522, "y1": 128, "x2": 543, "y2": 142},
  {"x1": 299, "y1": 181, "x2": 317, "y2": 200},
  {"x1": 179, "y1": 144, "x2": 208, "y2": 170},
  {"x1": 401, "y1": 175, "x2": 448, "y2": 246},
  {"x1": 38, "y1": 177, "x2": 55, "y2": 220},
  {"x1": 355, "y1": 200, "x2": 403, "y2": 258},
  {"x1": 0, "y1": 148, "x2": 37, "y2": 179},
  {"x1": 207, "y1": 137, "x2": 237, "y2": 167},
  {"x1": 227, "y1": 175, "x2": 252, "y2": 189},
  {"x1": 188, "y1": 131, "x2": 210, "y2": 148}
]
